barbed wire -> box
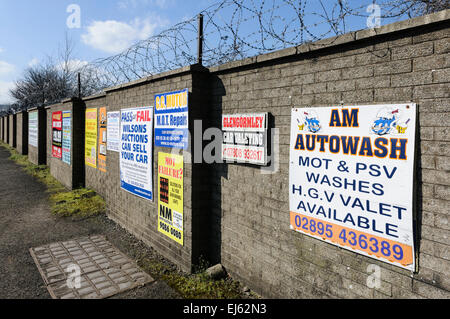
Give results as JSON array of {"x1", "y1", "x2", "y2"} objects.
[{"x1": 5, "y1": 0, "x2": 438, "y2": 105}]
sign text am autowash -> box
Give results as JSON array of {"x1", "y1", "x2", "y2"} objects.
[{"x1": 289, "y1": 104, "x2": 416, "y2": 271}]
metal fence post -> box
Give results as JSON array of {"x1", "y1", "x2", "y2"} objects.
[{"x1": 197, "y1": 14, "x2": 204, "y2": 65}]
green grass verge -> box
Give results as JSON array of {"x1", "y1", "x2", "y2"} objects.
[
  {"x1": 50, "y1": 188, "x2": 105, "y2": 219},
  {"x1": 0, "y1": 141, "x2": 105, "y2": 219},
  {"x1": 135, "y1": 252, "x2": 247, "y2": 299}
]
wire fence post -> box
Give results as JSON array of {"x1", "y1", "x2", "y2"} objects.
[
  {"x1": 197, "y1": 13, "x2": 204, "y2": 65},
  {"x1": 77, "y1": 72, "x2": 81, "y2": 99}
]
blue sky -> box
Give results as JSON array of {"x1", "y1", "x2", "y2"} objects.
[
  {"x1": 0, "y1": 0, "x2": 216, "y2": 103},
  {"x1": 0, "y1": 0, "x2": 412, "y2": 104}
]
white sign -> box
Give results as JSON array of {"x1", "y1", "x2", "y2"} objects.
[
  {"x1": 120, "y1": 107, "x2": 154, "y2": 201},
  {"x1": 28, "y1": 111, "x2": 38, "y2": 148},
  {"x1": 222, "y1": 113, "x2": 268, "y2": 165},
  {"x1": 289, "y1": 104, "x2": 416, "y2": 271},
  {"x1": 107, "y1": 111, "x2": 120, "y2": 152}
]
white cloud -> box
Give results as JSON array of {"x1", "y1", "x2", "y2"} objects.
[
  {"x1": 118, "y1": 0, "x2": 172, "y2": 10},
  {"x1": 0, "y1": 60, "x2": 15, "y2": 77},
  {"x1": 0, "y1": 47, "x2": 4, "y2": 53},
  {"x1": 28, "y1": 58, "x2": 40, "y2": 67},
  {"x1": 0, "y1": 81, "x2": 15, "y2": 104},
  {"x1": 81, "y1": 18, "x2": 166, "y2": 54}
]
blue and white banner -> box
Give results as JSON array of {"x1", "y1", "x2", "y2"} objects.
[
  {"x1": 120, "y1": 107, "x2": 154, "y2": 201},
  {"x1": 154, "y1": 88, "x2": 189, "y2": 149}
]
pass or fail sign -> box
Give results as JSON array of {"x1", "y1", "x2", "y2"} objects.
[
  {"x1": 289, "y1": 104, "x2": 416, "y2": 271},
  {"x1": 120, "y1": 107, "x2": 154, "y2": 201}
]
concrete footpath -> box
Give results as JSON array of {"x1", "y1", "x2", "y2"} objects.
[{"x1": 0, "y1": 147, "x2": 179, "y2": 299}]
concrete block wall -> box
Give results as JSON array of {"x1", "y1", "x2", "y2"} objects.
[
  {"x1": 1, "y1": 116, "x2": 5, "y2": 143},
  {"x1": 78, "y1": 65, "x2": 211, "y2": 272},
  {"x1": 27, "y1": 109, "x2": 39, "y2": 165},
  {"x1": 28, "y1": 108, "x2": 46, "y2": 166},
  {"x1": 16, "y1": 111, "x2": 28, "y2": 155},
  {"x1": 2, "y1": 116, "x2": 6, "y2": 143},
  {"x1": 8, "y1": 114, "x2": 16, "y2": 148},
  {"x1": 46, "y1": 103, "x2": 72, "y2": 189},
  {"x1": 207, "y1": 12, "x2": 450, "y2": 298},
  {"x1": 83, "y1": 94, "x2": 107, "y2": 198},
  {"x1": 6, "y1": 113, "x2": 9, "y2": 145}
]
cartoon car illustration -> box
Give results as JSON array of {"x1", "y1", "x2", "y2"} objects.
[
  {"x1": 371, "y1": 108, "x2": 400, "y2": 136},
  {"x1": 303, "y1": 110, "x2": 321, "y2": 133},
  {"x1": 396, "y1": 118, "x2": 410, "y2": 134}
]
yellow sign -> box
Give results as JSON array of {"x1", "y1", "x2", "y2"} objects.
[
  {"x1": 85, "y1": 108, "x2": 97, "y2": 168},
  {"x1": 158, "y1": 152, "x2": 184, "y2": 245}
]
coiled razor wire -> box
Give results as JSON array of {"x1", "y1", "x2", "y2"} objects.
[{"x1": 77, "y1": 0, "x2": 449, "y2": 93}]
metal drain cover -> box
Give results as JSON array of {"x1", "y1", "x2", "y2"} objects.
[{"x1": 30, "y1": 235, "x2": 154, "y2": 299}]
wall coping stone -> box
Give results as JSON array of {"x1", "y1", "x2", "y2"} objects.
[{"x1": 102, "y1": 64, "x2": 209, "y2": 93}]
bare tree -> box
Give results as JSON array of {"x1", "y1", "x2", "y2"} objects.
[
  {"x1": 9, "y1": 34, "x2": 103, "y2": 110},
  {"x1": 10, "y1": 62, "x2": 68, "y2": 109}
]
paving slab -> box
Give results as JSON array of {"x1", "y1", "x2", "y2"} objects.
[{"x1": 30, "y1": 235, "x2": 154, "y2": 299}]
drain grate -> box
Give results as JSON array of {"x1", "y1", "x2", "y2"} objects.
[{"x1": 30, "y1": 235, "x2": 154, "y2": 299}]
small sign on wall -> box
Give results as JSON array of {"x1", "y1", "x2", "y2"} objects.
[
  {"x1": 52, "y1": 111, "x2": 62, "y2": 159},
  {"x1": 289, "y1": 104, "x2": 417, "y2": 271},
  {"x1": 119, "y1": 106, "x2": 154, "y2": 201},
  {"x1": 222, "y1": 113, "x2": 268, "y2": 165},
  {"x1": 62, "y1": 111, "x2": 71, "y2": 165},
  {"x1": 107, "y1": 111, "x2": 120, "y2": 152},
  {"x1": 85, "y1": 108, "x2": 97, "y2": 168},
  {"x1": 158, "y1": 152, "x2": 184, "y2": 245},
  {"x1": 98, "y1": 107, "x2": 107, "y2": 172},
  {"x1": 28, "y1": 111, "x2": 38, "y2": 148},
  {"x1": 154, "y1": 88, "x2": 189, "y2": 150}
]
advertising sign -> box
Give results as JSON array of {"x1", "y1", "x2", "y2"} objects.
[
  {"x1": 62, "y1": 111, "x2": 71, "y2": 165},
  {"x1": 154, "y1": 88, "x2": 189, "y2": 149},
  {"x1": 222, "y1": 113, "x2": 268, "y2": 165},
  {"x1": 107, "y1": 111, "x2": 120, "y2": 152},
  {"x1": 52, "y1": 111, "x2": 63, "y2": 159},
  {"x1": 158, "y1": 152, "x2": 184, "y2": 245},
  {"x1": 98, "y1": 107, "x2": 107, "y2": 172},
  {"x1": 120, "y1": 107, "x2": 154, "y2": 201},
  {"x1": 289, "y1": 104, "x2": 416, "y2": 271},
  {"x1": 85, "y1": 108, "x2": 97, "y2": 168},
  {"x1": 28, "y1": 111, "x2": 38, "y2": 148}
]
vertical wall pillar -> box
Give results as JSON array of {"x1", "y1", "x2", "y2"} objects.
[
  {"x1": 188, "y1": 66, "x2": 215, "y2": 268},
  {"x1": 20, "y1": 111, "x2": 28, "y2": 155},
  {"x1": 10, "y1": 113, "x2": 17, "y2": 148},
  {"x1": 71, "y1": 98, "x2": 86, "y2": 189},
  {"x1": 38, "y1": 107, "x2": 47, "y2": 165},
  {"x1": 6, "y1": 114, "x2": 10, "y2": 145}
]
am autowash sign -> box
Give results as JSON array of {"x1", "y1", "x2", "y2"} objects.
[{"x1": 289, "y1": 104, "x2": 417, "y2": 271}]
